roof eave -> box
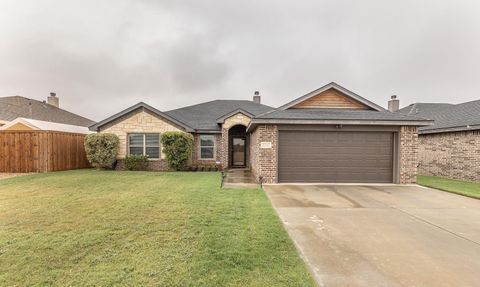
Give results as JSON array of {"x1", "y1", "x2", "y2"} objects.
[
  {"x1": 247, "y1": 119, "x2": 433, "y2": 132},
  {"x1": 192, "y1": 129, "x2": 222, "y2": 134},
  {"x1": 420, "y1": 124, "x2": 480, "y2": 135}
]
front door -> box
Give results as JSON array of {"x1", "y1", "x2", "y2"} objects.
[{"x1": 231, "y1": 137, "x2": 246, "y2": 167}]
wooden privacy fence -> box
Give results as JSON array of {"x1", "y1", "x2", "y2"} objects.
[{"x1": 0, "y1": 131, "x2": 90, "y2": 173}]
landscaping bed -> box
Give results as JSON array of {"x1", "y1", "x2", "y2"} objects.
[{"x1": 0, "y1": 170, "x2": 315, "y2": 286}]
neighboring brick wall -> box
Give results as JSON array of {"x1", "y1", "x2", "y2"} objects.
[
  {"x1": 418, "y1": 130, "x2": 480, "y2": 181},
  {"x1": 99, "y1": 107, "x2": 183, "y2": 170},
  {"x1": 220, "y1": 113, "x2": 251, "y2": 168},
  {"x1": 250, "y1": 124, "x2": 278, "y2": 184},
  {"x1": 191, "y1": 134, "x2": 222, "y2": 166},
  {"x1": 399, "y1": 126, "x2": 419, "y2": 184}
]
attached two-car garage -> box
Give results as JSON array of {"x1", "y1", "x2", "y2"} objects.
[{"x1": 278, "y1": 129, "x2": 395, "y2": 183}]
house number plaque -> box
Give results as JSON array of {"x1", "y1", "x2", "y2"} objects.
[{"x1": 260, "y1": 142, "x2": 272, "y2": 149}]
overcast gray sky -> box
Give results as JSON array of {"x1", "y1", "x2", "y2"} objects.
[{"x1": 1, "y1": 0, "x2": 479, "y2": 121}]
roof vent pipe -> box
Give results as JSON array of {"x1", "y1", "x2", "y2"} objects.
[
  {"x1": 388, "y1": 95, "x2": 399, "y2": 112},
  {"x1": 253, "y1": 91, "x2": 261, "y2": 104}
]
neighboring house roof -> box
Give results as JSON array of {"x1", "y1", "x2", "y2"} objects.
[
  {"x1": 165, "y1": 100, "x2": 274, "y2": 131},
  {"x1": 278, "y1": 82, "x2": 386, "y2": 111},
  {"x1": 398, "y1": 103, "x2": 453, "y2": 120},
  {"x1": 89, "y1": 102, "x2": 195, "y2": 132},
  {"x1": 399, "y1": 100, "x2": 480, "y2": 134},
  {"x1": 0, "y1": 117, "x2": 91, "y2": 134},
  {"x1": 0, "y1": 96, "x2": 95, "y2": 127}
]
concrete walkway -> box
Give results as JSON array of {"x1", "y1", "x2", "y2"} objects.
[
  {"x1": 265, "y1": 184, "x2": 480, "y2": 287},
  {"x1": 222, "y1": 169, "x2": 259, "y2": 189}
]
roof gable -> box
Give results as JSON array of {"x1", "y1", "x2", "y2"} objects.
[
  {"x1": 165, "y1": 100, "x2": 274, "y2": 131},
  {"x1": 89, "y1": 102, "x2": 194, "y2": 132},
  {"x1": 216, "y1": 109, "x2": 254, "y2": 123},
  {"x1": 278, "y1": 82, "x2": 385, "y2": 111}
]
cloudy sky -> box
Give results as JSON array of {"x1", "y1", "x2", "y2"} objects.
[{"x1": 1, "y1": 0, "x2": 479, "y2": 121}]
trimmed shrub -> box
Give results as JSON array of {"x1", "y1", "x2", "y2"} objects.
[
  {"x1": 161, "y1": 131, "x2": 193, "y2": 170},
  {"x1": 124, "y1": 154, "x2": 149, "y2": 171},
  {"x1": 84, "y1": 133, "x2": 119, "y2": 169}
]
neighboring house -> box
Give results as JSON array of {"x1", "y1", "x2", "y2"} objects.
[
  {"x1": 399, "y1": 100, "x2": 480, "y2": 181},
  {"x1": 90, "y1": 82, "x2": 431, "y2": 184},
  {"x1": 0, "y1": 117, "x2": 91, "y2": 134},
  {"x1": 0, "y1": 93, "x2": 95, "y2": 127}
]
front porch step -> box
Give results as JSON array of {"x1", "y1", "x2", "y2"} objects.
[{"x1": 223, "y1": 169, "x2": 259, "y2": 189}]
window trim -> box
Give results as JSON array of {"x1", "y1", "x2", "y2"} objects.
[
  {"x1": 127, "y1": 133, "x2": 161, "y2": 160},
  {"x1": 199, "y1": 134, "x2": 216, "y2": 160}
]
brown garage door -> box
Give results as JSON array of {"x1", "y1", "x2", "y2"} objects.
[{"x1": 278, "y1": 131, "x2": 394, "y2": 183}]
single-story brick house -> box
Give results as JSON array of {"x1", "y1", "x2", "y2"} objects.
[
  {"x1": 399, "y1": 100, "x2": 480, "y2": 181},
  {"x1": 90, "y1": 82, "x2": 431, "y2": 184}
]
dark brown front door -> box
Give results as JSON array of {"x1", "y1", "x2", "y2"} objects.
[
  {"x1": 231, "y1": 137, "x2": 246, "y2": 167},
  {"x1": 278, "y1": 131, "x2": 394, "y2": 183}
]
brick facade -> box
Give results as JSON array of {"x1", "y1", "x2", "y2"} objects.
[
  {"x1": 418, "y1": 130, "x2": 480, "y2": 181},
  {"x1": 99, "y1": 108, "x2": 183, "y2": 170},
  {"x1": 250, "y1": 124, "x2": 278, "y2": 184},
  {"x1": 220, "y1": 113, "x2": 252, "y2": 168},
  {"x1": 191, "y1": 134, "x2": 222, "y2": 166},
  {"x1": 399, "y1": 126, "x2": 419, "y2": 184}
]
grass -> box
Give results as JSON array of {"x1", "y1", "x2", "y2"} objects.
[
  {"x1": 0, "y1": 170, "x2": 315, "y2": 287},
  {"x1": 417, "y1": 175, "x2": 480, "y2": 199}
]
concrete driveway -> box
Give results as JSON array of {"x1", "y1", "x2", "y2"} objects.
[{"x1": 264, "y1": 184, "x2": 480, "y2": 287}]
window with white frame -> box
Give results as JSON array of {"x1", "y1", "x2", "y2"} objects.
[
  {"x1": 199, "y1": 135, "x2": 215, "y2": 160},
  {"x1": 128, "y1": 133, "x2": 160, "y2": 159}
]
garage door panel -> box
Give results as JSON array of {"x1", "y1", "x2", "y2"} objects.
[{"x1": 278, "y1": 131, "x2": 394, "y2": 183}]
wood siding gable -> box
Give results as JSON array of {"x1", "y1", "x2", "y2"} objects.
[{"x1": 291, "y1": 88, "x2": 371, "y2": 110}]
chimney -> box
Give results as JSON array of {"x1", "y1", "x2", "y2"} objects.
[
  {"x1": 253, "y1": 91, "x2": 261, "y2": 104},
  {"x1": 47, "y1": 92, "x2": 59, "y2": 108},
  {"x1": 388, "y1": 95, "x2": 399, "y2": 112}
]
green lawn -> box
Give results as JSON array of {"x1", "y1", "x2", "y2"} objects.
[
  {"x1": 417, "y1": 175, "x2": 480, "y2": 199},
  {"x1": 0, "y1": 170, "x2": 315, "y2": 287}
]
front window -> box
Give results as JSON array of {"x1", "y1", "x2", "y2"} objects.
[
  {"x1": 200, "y1": 135, "x2": 215, "y2": 160},
  {"x1": 128, "y1": 133, "x2": 160, "y2": 159}
]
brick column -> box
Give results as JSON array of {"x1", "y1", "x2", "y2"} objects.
[
  {"x1": 220, "y1": 128, "x2": 229, "y2": 169},
  {"x1": 399, "y1": 126, "x2": 419, "y2": 184},
  {"x1": 250, "y1": 124, "x2": 278, "y2": 184}
]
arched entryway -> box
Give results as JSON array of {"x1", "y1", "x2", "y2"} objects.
[{"x1": 228, "y1": 125, "x2": 248, "y2": 168}]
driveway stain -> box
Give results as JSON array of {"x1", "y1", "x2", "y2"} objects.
[
  {"x1": 323, "y1": 186, "x2": 363, "y2": 208},
  {"x1": 364, "y1": 185, "x2": 392, "y2": 194},
  {"x1": 270, "y1": 186, "x2": 331, "y2": 208}
]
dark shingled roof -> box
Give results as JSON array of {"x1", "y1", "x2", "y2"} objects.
[
  {"x1": 400, "y1": 100, "x2": 480, "y2": 134},
  {"x1": 165, "y1": 100, "x2": 274, "y2": 131},
  {"x1": 254, "y1": 108, "x2": 429, "y2": 122},
  {"x1": 0, "y1": 96, "x2": 95, "y2": 127},
  {"x1": 398, "y1": 103, "x2": 453, "y2": 120}
]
